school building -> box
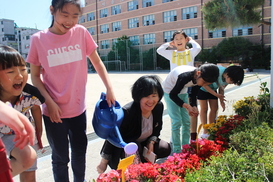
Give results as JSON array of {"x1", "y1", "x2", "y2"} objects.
[{"x1": 79, "y1": 0, "x2": 271, "y2": 70}]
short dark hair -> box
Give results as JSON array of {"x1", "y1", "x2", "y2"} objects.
[
  {"x1": 131, "y1": 75, "x2": 163, "y2": 103},
  {"x1": 0, "y1": 45, "x2": 26, "y2": 70},
  {"x1": 198, "y1": 63, "x2": 219, "y2": 83},
  {"x1": 224, "y1": 65, "x2": 244, "y2": 85}
]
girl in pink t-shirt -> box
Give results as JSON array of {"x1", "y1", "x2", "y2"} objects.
[{"x1": 27, "y1": 0, "x2": 116, "y2": 181}]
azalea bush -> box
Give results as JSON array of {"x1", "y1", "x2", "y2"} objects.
[
  {"x1": 96, "y1": 170, "x2": 121, "y2": 182},
  {"x1": 95, "y1": 139, "x2": 227, "y2": 182}
]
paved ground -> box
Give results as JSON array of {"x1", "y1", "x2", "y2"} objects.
[{"x1": 13, "y1": 70, "x2": 271, "y2": 182}]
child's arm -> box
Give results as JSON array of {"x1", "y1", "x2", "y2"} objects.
[
  {"x1": 188, "y1": 37, "x2": 201, "y2": 55},
  {"x1": 0, "y1": 101, "x2": 35, "y2": 149},
  {"x1": 88, "y1": 50, "x2": 116, "y2": 107},
  {"x1": 203, "y1": 85, "x2": 225, "y2": 100},
  {"x1": 156, "y1": 42, "x2": 173, "y2": 59},
  {"x1": 30, "y1": 64, "x2": 63, "y2": 123},
  {"x1": 218, "y1": 86, "x2": 226, "y2": 111},
  {"x1": 31, "y1": 105, "x2": 43, "y2": 149}
]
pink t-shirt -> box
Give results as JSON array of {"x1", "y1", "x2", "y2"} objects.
[{"x1": 27, "y1": 24, "x2": 97, "y2": 118}]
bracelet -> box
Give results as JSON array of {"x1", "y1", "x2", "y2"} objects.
[{"x1": 150, "y1": 141, "x2": 155, "y2": 145}]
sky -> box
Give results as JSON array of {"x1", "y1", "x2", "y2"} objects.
[{"x1": 0, "y1": 0, "x2": 85, "y2": 30}]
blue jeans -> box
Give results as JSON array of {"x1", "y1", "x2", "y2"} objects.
[
  {"x1": 164, "y1": 93, "x2": 190, "y2": 153},
  {"x1": 43, "y1": 111, "x2": 88, "y2": 182}
]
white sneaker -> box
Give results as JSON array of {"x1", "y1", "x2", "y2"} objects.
[{"x1": 201, "y1": 133, "x2": 210, "y2": 139}]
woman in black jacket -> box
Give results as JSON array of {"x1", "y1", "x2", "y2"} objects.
[{"x1": 97, "y1": 75, "x2": 171, "y2": 173}]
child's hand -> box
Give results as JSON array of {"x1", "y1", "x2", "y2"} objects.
[
  {"x1": 184, "y1": 104, "x2": 199, "y2": 117},
  {"x1": 0, "y1": 101, "x2": 35, "y2": 148},
  {"x1": 191, "y1": 106, "x2": 199, "y2": 117},
  {"x1": 220, "y1": 101, "x2": 226, "y2": 111},
  {"x1": 216, "y1": 93, "x2": 225, "y2": 101},
  {"x1": 169, "y1": 41, "x2": 175, "y2": 48},
  {"x1": 47, "y1": 100, "x2": 62, "y2": 123},
  {"x1": 106, "y1": 89, "x2": 116, "y2": 107}
]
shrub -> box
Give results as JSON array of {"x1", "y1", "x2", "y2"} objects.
[
  {"x1": 185, "y1": 148, "x2": 273, "y2": 181},
  {"x1": 185, "y1": 123, "x2": 273, "y2": 181},
  {"x1": 233, "y1": 96, "x2": 258, "y2": 118}
]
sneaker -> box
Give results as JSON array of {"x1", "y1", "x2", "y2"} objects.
[{"x1": 200, "y1": 133, "x2": 210, "y2": 139}]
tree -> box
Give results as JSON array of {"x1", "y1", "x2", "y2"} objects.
[
  {"x1": 216, "y1": 37, "x2": 253, "y2": 61},
  {"x1": 202, "y1": 0, "x2": 270, "y2": 30},
  {"x1": 111, "y1": 35, "x2": 131, "y2": 63},
  {"x1": 196, "y1": 46, "x2": 218, "y2": 64}
]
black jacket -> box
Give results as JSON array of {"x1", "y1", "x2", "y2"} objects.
[{"x1": 100, "y1": 101, "x2": 164, "y2": 169}]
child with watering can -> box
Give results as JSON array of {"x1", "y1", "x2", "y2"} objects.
[{"x1": 96, "y1": 75, "x2": 172, "y2": 173}]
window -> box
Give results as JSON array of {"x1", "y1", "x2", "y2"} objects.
[
  {"x1": 162, "y1": 0, "x2": 174, "y2": 2},
  {"x1": 183, "y1": 28, "x2": 198, "y2": 39},
  {"x1": 100, "y1": 40, "x2": 110, "y2": 49},
  {"x1": 142, "y1": 0, "x2": 154, "y2": 8},
  {"x1": 78, "y1": 15, "x2": 85, "y2": 23},
  {"x1": 143, "y1": 33, "x2": 155, "y2": 44},
  {"x1": 128, "y1": 1, "x2": 138, "y2": 11},
  {"x1": 208, "y1": 29, "x2": 226, "y2": 38},
  {"x1": 143, "y1": 15, "x2": 155, "y2": 26},
  {"x1": 112, "y1": 5, "x2": 121, "y2": 15},
  {"x1": 163, "y1": 30, "x2": 176, "y2": 42},
  {"x1": 128, "y1": 18, "x2": 139, "y2": 29},
  {"x1": 100, "y1": 8, "x2": 108, "y2": 18},
  {"x1": 26, "y1": 35, "x2": 30, "y2": 40},
  {"x1": 100, "y1": 24, "x2": 109, "y2": 34},
  {"x1": 112, "y1": 21, "x2": 121, "y2": 32},
  {"x1": 182, "y1": 6, "x2": 197, "y2": 20},
  {"x1": 87, "y1": 27, "x2": 95, "y2": 35},
  {"x1": 163, "y1": 10, "x2": 177, "y2": 23},
  {"x1": 129, "y1": 35, "x2": 140, "y2": 45},
  {"x1": 87, "y1": 12, "x2": 95, "y2": 21},
  {"x1": 112, "y1": 38, "x2": 118, "y2": 46},
  {"x1": 232, "y1": 26, "x2": 253, "y2": 36}
]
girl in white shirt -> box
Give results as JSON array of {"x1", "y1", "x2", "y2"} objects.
[{"x1": 157, "y1": 31, "x2": 201, "y2": 71}]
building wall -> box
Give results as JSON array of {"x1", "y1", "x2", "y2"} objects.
[
  {"x1": 80, "y1": 0, "x2": 271, "y2": 52},
  {"x1": 17, "y1": 28, "x2": 40, "y2": 59},
  {"x1": 0, "y1": 19, "x2": 17, "y2": 50}
]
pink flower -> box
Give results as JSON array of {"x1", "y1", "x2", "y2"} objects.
[{"x1": 97, "y1": 170, "x2": 121, "y2": 182}]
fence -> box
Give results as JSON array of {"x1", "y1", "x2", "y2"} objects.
[{"x1": 94, "y1": 40, "x2": 169, "y2": 71}]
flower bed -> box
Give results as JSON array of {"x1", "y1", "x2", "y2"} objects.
[{"x1": 96, "y1": 139, "x2": 227, "y2": 182}]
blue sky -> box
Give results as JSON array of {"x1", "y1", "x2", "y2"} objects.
[{"x1": 0, "y1": 0, "x2": 85, "y2": 30}]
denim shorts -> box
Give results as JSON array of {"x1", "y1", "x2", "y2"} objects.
[{"x1": 1, "y1": 134, "x2": 38, "y2": 171}]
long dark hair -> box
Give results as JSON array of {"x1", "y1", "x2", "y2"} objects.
[{"x1": 50, "y1": 0, "x2": 82, "y2": 28}]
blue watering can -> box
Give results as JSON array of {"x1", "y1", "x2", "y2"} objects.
[{"x1": 92, "y1": 92, "x2": 138, "y2": 155}]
